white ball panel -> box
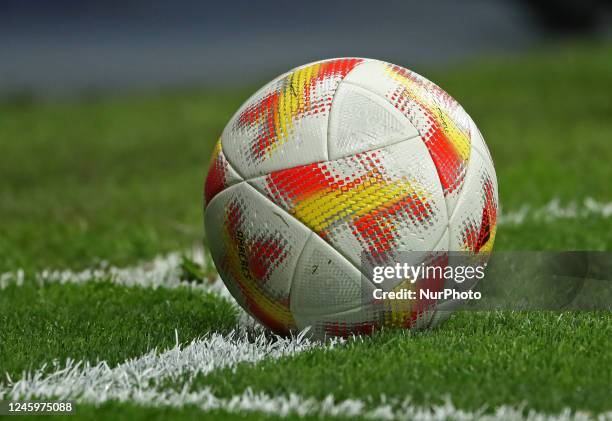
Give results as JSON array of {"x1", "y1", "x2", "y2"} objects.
[
  {"x1": 221, "y1": 84, "x2": 328, "y2": 179},
  {"x1": 327, "y1": 81, "x2": 419, "y2": 160},
  {"x1": 343, "y1": 59, "x2": 473, "y2": 215},
  {"x1": 205, "y1": 183, "x2": 312, "y2": 311},
  {"x1": 342, "y1": 61, "x2": 436, "y2": 140},
  {"x1": 290, "y1": 231, "x2": 375, "y2": 318},
  {"x1": 220, "y1": 58, "x2": 368, "y2": 178}
]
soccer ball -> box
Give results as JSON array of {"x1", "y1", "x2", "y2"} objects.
[{"x1": 204, "y1": 58, "x2": 498, "y2": 338}]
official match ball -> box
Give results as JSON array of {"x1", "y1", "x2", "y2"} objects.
[{"x1": 204, "y1": 58, "x2": 498, "y2": 338}]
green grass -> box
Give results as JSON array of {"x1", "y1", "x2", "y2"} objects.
[
  {"x1": 0, "y1": 282, "x2": 237, "y2": 378},
  {"x1": 497, "y1": 219, "x2": 612, "y2": 250},
  {"x1": 17, "y1": 402, "x2": 338, "y2": 421},
  {"x1": 0, "y1": 90, "x2": 248, "y2": 272},
  {"x1": 188, "y1": 311, "x2": 611, "y2": 414},
  {"x1": 0, "y1": 42, "x2": 611, "y2": 419}
]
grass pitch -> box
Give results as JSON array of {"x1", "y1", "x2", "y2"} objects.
[
  {"x1": 0, "y1": 282, "x2": 237, "y2": 377},
  {"x1": 0, "y1": 43, "x2": 610, "y2": 419}
]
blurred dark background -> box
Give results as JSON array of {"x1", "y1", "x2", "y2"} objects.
[{"x1": 1, "y1": 0, "x2": 610, "y2": 96}]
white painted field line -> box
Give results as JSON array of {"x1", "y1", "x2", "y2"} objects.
[
  {"x1": 2, "y1": 331, "x2": 605, "y2": 421},
  {"x1": 111, "y1": 389, "x2": 611, "y2": 421},
  {"x1": 499, "y1": 197, "x2": 612, "y2": 226},
  {"x1": 3, "y1": 343, "x2": 607, "y2": 421},
  {"x1": 1, "y1": 329, "x2": 336, "y2": 402},
  {"x1": 0, "y1": 247, "x2": 228, "y2": 295}
]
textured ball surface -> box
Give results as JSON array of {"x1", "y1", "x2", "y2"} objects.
[{"x1": 204, "y1": 58, "x2": 498, "y2": 338}]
